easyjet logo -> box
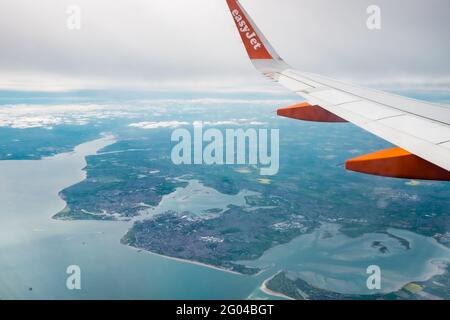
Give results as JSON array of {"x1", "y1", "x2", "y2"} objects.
[{"x1": 232, "y1": 9, "x2": 263, "y2": 51}]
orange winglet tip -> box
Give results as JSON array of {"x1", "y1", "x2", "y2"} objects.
[
  {"x1": 277, "y1": 102, "x2": 348, "y2": 123},
  {"x1": 346, "y1": 147, "x2": 450, "y2": 181},
  {"x1": 226, "y1": 0, "x2": 273, "y2": 60}
]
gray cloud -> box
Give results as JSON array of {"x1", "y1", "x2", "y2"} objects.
[{"x1": 0, "y1": 0, "x2": 449, "y2": 92}]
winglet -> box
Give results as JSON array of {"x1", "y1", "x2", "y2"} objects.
[
  {"x1": 226, "y1": 0, "x2": 273, "y2": 59},
  {"x1": 226, "y1": 0, "x2": 289, "y2": 73}
]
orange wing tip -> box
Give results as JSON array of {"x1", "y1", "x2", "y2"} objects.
[
  {"x1": 346, "y1": 147, "x2": 450, "y2": 181},
  {"x1": 226, "y1": 0, "x2": 273, "y2": 60},
  {"x1": 277, "y1": 102, "x2": 348, "y2": 123}
]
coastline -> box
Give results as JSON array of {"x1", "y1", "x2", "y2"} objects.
[
  {"x1": 1, "y1": 136, "x2": 260, "y2": 299},
  {"x1": 259, "y1": 272, "x2": 295, "y2": 300},
  {"x1": 50, "y1": 134, "x2": 117, "y2": 220},
  {"x1": 2, "y1": 134, "x2": 449, "y2": 299},
  {"x1": 258, "y1": 259, "x2": 450, "y2": 300},
  {"x1": 46, "y1": 137, "x2": 252, "y2": 278},
  {"x1": 125, "y1": 244, "x2": 246, "y2": 276}
]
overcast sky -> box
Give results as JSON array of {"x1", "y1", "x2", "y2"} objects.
[{"x1": 0, "y1": 0, "x2": 449, "y2": 92}]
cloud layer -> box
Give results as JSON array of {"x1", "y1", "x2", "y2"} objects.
[
  {"x1": 0, "y1": 98, "x2": 290, "y2": 128},
  {"x1": 0, "y1": 0, "x2": 449, "y2": 92}
]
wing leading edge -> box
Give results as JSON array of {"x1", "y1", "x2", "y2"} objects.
[{"x1": 225, "y1": 0, "x2": 450, "y2": 181}]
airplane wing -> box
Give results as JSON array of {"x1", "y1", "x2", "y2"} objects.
[{"x1": 225, "y1": 0, "x2": 450, "y2": 181}]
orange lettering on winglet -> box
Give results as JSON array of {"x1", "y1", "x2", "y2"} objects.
[
  {"x1": 346, "y1": 147, "x2": 450, "y2": 181},
  {"x1": 277, "y1": 102, "x2": 347, "y2": 123}
]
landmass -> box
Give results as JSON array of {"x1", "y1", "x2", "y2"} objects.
[
  {"x1": 0, "y1": 125, "x2": 101, "y2": 160},
  {"x1": 50, "y1": 128, "x2": 450, "y2": 297},
  {"x1": 121, "y1": 208, "x2": 317, "y2": 275},
  {"x1": 264, "y1": 266, "x2": 450, "y2": 300}
]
